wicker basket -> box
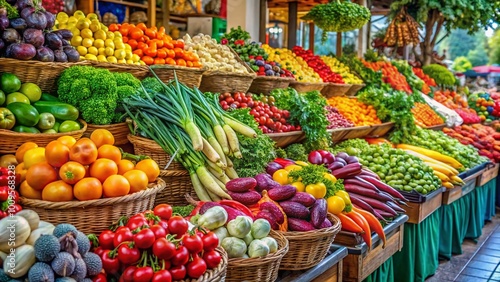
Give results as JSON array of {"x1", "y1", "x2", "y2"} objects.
[
  {"x1": 19, "y1": 179, "x2": 166, "y2": 234},
  {"x1": 278, "y1": 213, "x2": 341, "y2": 270},
  {"x1": 199, "y1": 71, "x2": 256, "y2": 93},
  {"x1": 289, "y1": 81, "x2": 326, "y2": 93},
  {"x1": 320, "y1": 83, "x2": 352, "y2": 98},
  {"x1": 345, "y1": 84, "x2": 365, "y2": 96},
  {"x1": 83, "y1": 122, "x2": 131, "y2": 145},
  {"x1": 127, "y1": 134, "x2": 185, "y2": 170},
  {"x1": 368, "y1": 122, "x2": 395, "y2": 138},
  {"x1": 155, "y1": 169, "x2": 196, "y2": 206},
  {"x1": 266, "y1": 131, "x2": 305, "y2": 148},
  {"x1": 225, "y1": 231, "x2": 289, "y2": 282},
  {"x1": 0, "y1": 58, "x2": 88, "y2": 93},
  {"x1": 183, "y1": 247, "x2": 228, "y2": 282},
  {"x1": 84, "y1": 60, "x2": 149, "y2": 80},
  {"x1": 248, "y1": 76, "x2": 295, "y2": 95},
  {"x1": 0, "y1": 119, "x2": 87, "y2": 154},
  {"x1": 149, "y1": 65, "x2": 205, "y2": 88}
]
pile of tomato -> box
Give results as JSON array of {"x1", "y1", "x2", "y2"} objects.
[
  {"x1": 363, "y1": 60, "x2": 412, "y2": 93},
  {"x1": 292, "y1": 46, "x2": 344, "y2": 83},
  {"x1": 109, "y1": 23, "x2": 202, "y2": 67},
  {"x1": 218, "y1": 92, "x2": 300, "y2": 133},
  {"x1": 92, "y1": 204, "x2": 222, "y2": 282},
  {"x1": 15, "y1": 129, "x2": 160, "y2": 202}
]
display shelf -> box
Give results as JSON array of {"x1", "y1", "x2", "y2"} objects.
[
  {"x1": 478, "y1": 162, "x2": 499, "y2": 186},
  {"x1": 442, "y1": 166, "x2": 485, "y2": 205},
  {"x1": 266, "y1": 131, "x2": 305, "y2": 147},
  {"x1": 334, "y1": 214, "x2": 408, "y2": 282},
  {"x1": 400, "y1": 187, "x2": 446, "y2": 203},
  {"x1": 425, "y1": 123, "x2": 447, "y2": 131},
  {"x1": 277, "y1": 246, "x2": 348, "y2": 282},
  {"x1": 367, "y1": 122, "x2": 394, "y2": 138},
  {"x1": 329, "y1": 126, "x2": 372, "y2": 143},
  {"x1": 403, "y1": 189, "x2": 443, "y2": 224},
  {"x1": 458, "y1": 162, "x2": 489, "y2": 179}
]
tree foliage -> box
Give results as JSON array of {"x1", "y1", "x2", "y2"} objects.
[
  {"x1": 452, "y1": 56, "x2": 473, "y2": 72},
  {"x1": 489, "y1": 29, "x2": 500, "y2": 64}
]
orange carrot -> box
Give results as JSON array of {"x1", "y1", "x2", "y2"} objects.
[
  {"x1": 353, "y1": 207, "x2": 386, "y2": 248},
  {"x1": 345, "y1": 211, "x2": 372, "y2": 249},
  {"x1": 337, "y1": 212, "x2": 364, "y2": 233}
]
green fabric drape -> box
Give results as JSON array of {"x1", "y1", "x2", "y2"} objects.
[
  {"x1": 363, "y1": 256, "x2": 394, "y2": 282},
  {"x1": 393, "y1": 210, "x2": 440, "y2": 282},
  {"x1": 484, "y1": 179, "x2": 497, "y2": 221}
]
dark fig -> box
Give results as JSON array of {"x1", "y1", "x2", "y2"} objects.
[
  {"x1": 64, "y1": 46, "x2": 81, "y2": 62},
  {"x1": 23, "y1": 28, "x2": 44, "y2": 48},
  {"x1": 9, "y1": 18, "x2": 27, "y2": 31},
  {"x1": 36, "y1": 46, "x2": 54, "y2": 62},
  {"x1": 2, "y1": 28, "x2": 21, "y2": 44},
  {"x1": 0, "y1": 39, "x2": 5, "y2": 50},
  {"x1": 9, "y1": 42, "x2": 36, "y2": 60},
  {"x1": 53, "y1": 49, "x2": 68, "y2": 62},
  {"x1": 45, "y1": 32, "x2": 62, "y2": 50},
  {"x1": 61, "y1": 39, "x2": 70, "y2": 46},
  {"x1": 20, "y1": 7, "x2": 34, "y2": 19}
]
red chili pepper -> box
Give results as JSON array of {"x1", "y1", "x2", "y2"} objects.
[
  {"x1": 273, "y1": 158, "x2": 295, "y2": 168},
  {"x1": 219, "y1": 200, "x2": 254, "y2": 219}
]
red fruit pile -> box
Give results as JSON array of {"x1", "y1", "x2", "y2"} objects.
[{"x1": 292, "y1": 46, "x2": 344, "y2": 83}]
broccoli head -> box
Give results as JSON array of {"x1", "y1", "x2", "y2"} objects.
[
  {"x1": 116, "y1": 85, "x2": 137, "y2": 101},
  {"x1": 80, "y1": 97, "x2": 117, "y2": 125},
  {"x1": 114, "y1": 72, "x2": 140, "y2": 88},
  {"x1": 141, "y1": 77, "x2": 164, "y2": 94},
  {"x1": 284, "y1": 144, "x2": 307, "y2": 162}
]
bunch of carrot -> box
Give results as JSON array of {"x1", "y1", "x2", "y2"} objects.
[
  {"x1": 109, "y1": 23, "x2": 202, "y2": 67},
  {"x1": 362, "y1": 60, "x2": 412, "y2": 94},
  {"x1": 327, "y1": 96, "x2": 382, "y2": 126},
  {"x1": 412, "y1": 102, "x2": 445, "y2": 127}
]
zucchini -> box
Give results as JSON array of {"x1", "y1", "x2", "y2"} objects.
[
  {"x1": 40, "y1": 93, "x2": 60, "y2": 102},
  {"x1": 33, "y1": 101, "x2": 79, "y2": 121},
  {"x1": 7, "y1": 102, "x2": 40, "y2": 126},
  {"x1": 12, "y1": 125, "x2": 40, "y2": 133}
]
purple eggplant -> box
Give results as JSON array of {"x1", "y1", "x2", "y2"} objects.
[
  {"x1": 386, "y1": 201, "x2": 405, "y2": 213},
  {"x1": 328, "y1": 161, "x2": 344, "y2": 171},
  {"x1": 310, "y1": 199, "x2": 327, "y2": 228},
  {"x1": 0, "y1": 15, "x2": 9, "y2": 31},
  {"x1": 349, "y1": 195, "x2": 385, "y2": 221},
  {"x1": 343, "y1": 185, "x2": 392, "y2": 202},
  {"x1": 357, "y1": 174, "x2": 407, "y2": 201},
  {"x1": 348, "y1": 193, "x2": 398, "y2": 217},
  {"x1": 308, "y1": 151, "x2": 323, "y2": 165},
  {"x1": 359, "y1": 168, "x2": 381, "y2": 180},
  {"x1": 23, "y1": 28, "x2": 44, "y2": 48},
  {"x1": 266, "y1": 162, "x2": 283, "y2": 176},
  {"x1": 331, "y1": 163, "x2": 362, "y2": 179},
  {"x1": 345, "y1": 156, "x2": 359, "y2": 164},
  {"x1": 335, "y1": 152, "x2": 349, "y2": 160}
]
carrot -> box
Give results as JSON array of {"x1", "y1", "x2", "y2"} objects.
[
  {"x1": 345, "y1": 211, "x2": 372, "y2": 249},
  {"x1": 353, "y1": 207, "x2": 386, "y2": 248},
  {"x1": 337, "y1": 212, "x2": 364, "y2": 233}
]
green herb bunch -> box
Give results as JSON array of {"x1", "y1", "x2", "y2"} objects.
[
  {"x1": 391, "y1": 60, "x2": 426, "y2": 98},
  {"x1": 422, "y1": 64, "x2": 456, "y2": 87}
]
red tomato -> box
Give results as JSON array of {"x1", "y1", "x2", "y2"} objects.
[
  {"x1": 167, "y1": 216, "x2": 188, "y2": 237},
  {"x1": 170, "y1": 265, "x2": 187, "y2": 281},
  {"x1": 153, "y1": 204, "x2": 173, "y2": 220},
  {"x1": 93, "y1": 246, "x2": 106, "y2": 258},
  {"x1": 133, "y1": 228, "x2": 156, "y2": 249},
  {"x1": 93, "y1": 273, "x2": 108, "y2": 282},
  {"x1": 114, "y1": 227, "x2": 133, "y2": 248},
  {"x1": 152, "y1": 270, "x2": 172, "y2": 282},
  {"x1": 202, "y1": 232, "x2": 219, "y2": 252},
  {"x1": 133, "y1": 266, "x2": 154, "y2": 282},
  {"x1": 171, "y1": 245, "x2": 189, "y2": 266},
  {"x1": 102, "y1": 250, "x2": 121, "y2": 275},
  {"x1": 152, "y1": 238, "x2": 176, "y2": 260},
  {"x1": 203, "y1": 250, "x2": 222, "y2": 269},
  {"x1": 122, "y1": 266, "x2": 138, "y2": 282},
  {"x1": 182, "y1": 233, "x2": 203, "y2": 254},
  {"x1": 126, "y1": 214, "x2": 148, "y2": 230},
  {"x1": 149, "y1": 224, "x2": 167, "y2": 239},
  {"x1": 117, "y1": 243, "x2": 141, "y2": 265},
  {"x1": 187, "y1": 255, "x2": 207, "y2": 279},
  {"x1": 99, "y1": 230, "x2": 115, "y2": 250}
]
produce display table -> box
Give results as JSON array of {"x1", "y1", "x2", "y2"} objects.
[
  {"x1": 277, "y1": 246, "x2": 348, "y2": 282},
  {"x1": 334, "y1": 215, "x2": 408, "y2": 282},
  {"x1": 402, "y1": 188, "x2": 444, "y2": 224}
]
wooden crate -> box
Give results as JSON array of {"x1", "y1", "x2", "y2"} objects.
[
  {"x1": 442, "y1": 166, "x2": 485, "y2": 205},
  {"x1": 478, "y1": 163, "x2": 499, "y2": 186},
  {"x1": 329, "y1": 126, "x2": 372, "y2": 143},
  {"x1": 277, "y1": 246, "x2": 348, "y2": 282},
  {"x1": 340, "y1": 215, "x2": 408, "y2": 282},
  {"x1": 403, "y1": 190, "x2": 443, "y2": 224},
  {"x1": 367, "y1": 122, "x2": 395, "y2": 138},
  {"x1": 266, "y1": 131, "x2": 305, "y2": 148},
  {"x1": 425, "y1": 123, "x2": 447, "y2": 131}
]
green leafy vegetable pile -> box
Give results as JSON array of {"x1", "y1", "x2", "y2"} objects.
[
  {"x1": 339, "y1": 54, "x2": 383, "y2": 87},
  {"x1": 226, "y1": 108, "x2": 277, "y2": 177},
  {"x1": 391, "y1": 60, "x2": 426, "y2": 96},
  {"x1": 284, "y1": 144, "x2": 308, "y2": 162},
  {"x1": 422, "y1": 64, "x2": 457, "y2": 87},
  {"x1": 222, "y1": 26, "x2": 251, "y2": 42},
  {"x1": 272, "y1": 88, "x2": 330, "y2": 152},
  {"x1": 302, "y1": 0, "x2": 371, "y2": 41}
]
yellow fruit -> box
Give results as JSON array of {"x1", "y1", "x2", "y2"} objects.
[
  {"x1": 84, "y1": 54, "x2": 98, "y2": 61},
  {"x1": 87, "y1": 13, "x2": 98, "y2": 20},
  {"x1": 67, "y1": 16, "x2": 78, "y2": 26},
  {"x1": 113, "y1": 31, "x2": 122, "y2": 38},
  {"x1": 139, "y1": 61, "x2": 146, "y2": 65},
  {"x1": 73, "y1": 10, "x2": 85, "y2": 18},
  {"x1": 80, "y1": 28, "x2": 93, "y2": 39},
  {"x1": 89, "y1": 22, "x2": 100, "y2": 33},
  {"x1": 70, "y1": 28, "x2": 80, "y2": 36},
  {"x1": 114, "y1": 41, "x2": 125, "y2": 50},
  {"x1": 71, "y1": 35, "x2": 83, "y2": 46},
  {"x1": 104, "y1": 39, "x2": 115, "y2": 49},
  {"x1": 56, "y1": 12, "x2": 69, "y2": 23},
  {"x1": 97, "y1": 55, "x2": 108, "y2": 62},
  {"x1": 125, "y1": 50, "x2": 132, "y2": 60},
  {"x1": 76, "y1": 46, "x2": 87, "y2": 56},
  {"x1": 94, "y1": 30, "x2": 107, "y2": 40},
  {"x1": 124, "y1": 44, "x2": 132, "y2": 51},
  {"x1": 104, "y1": 47, "x2": 114, "y2": 56},
  {"x1": 132, "y1": 54, "x2": 140, "y2": 62},
  {"x1": 87, "y1": 46, "x2": 98, "y2": 56},
  {"x1": 93, "y1": 39, "x2": 104, "y2": 48},
  {"x1": 117, "y1": 59, "x2": 126, "y2": 64},
  {"x1": 107, "y1": 56, "x2": 118, "y2": 63},
  {"x1": 105, "y1": 31, "x2": 114, "y2": 40},
  {"x1": 98, "y1": 47, "x2": 106, "y2": 55},
  {"x1": 126, "y1": 59, "x2": 134, "y2": 64},
  {"x1": 58, "y1": 23, "x2": 67, "y2": 29},
  {"x1": 326, "y1": 196, "x2": 345, "y2": 215},
  {"x1": 82, "y1": 38, "x2": 94, "y2": 48},
  {"x1": 75, "y1": 19, "x2": 89, "y2": 30},
  {"x1": 114, "y1": 49, "x2": 126, "y2": 60},
  {"x1": 100, "y1": 23, "x2": 108, "y2": 32}
]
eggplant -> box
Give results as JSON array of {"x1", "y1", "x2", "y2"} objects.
[
  {"x1": 9, "y1": 18, "x2": 27, "y2": 32},
  {"x1": 348, "y1": 193, "x2": 398, "y2": 217},
  {"x1": 386, "y1": 201, "x2": 405, "y2": 213},
  {"x1": 288, "y1": 218, "x2": 315, "y2": 231},
  {"x1": 2, "y1": 28, "x2": 20, "y2": 44},
  {"x1": 227, "y1": 191, "x2": 261, "y2": 206},
  {"x1": 343, "y1": 185, "x2": 392, "y2": 202},
  {"x1": 22, "y1": 8, "x2": 47, "y2": 30},
  {"x1": 256, "y1": 211, "x2": 278, "y2": 230},
  {"x1": 359, "y1": 168, "x2": 381, "y2": 180},
  {"x1": 279, "y1": 201, "x2": 309, "y2": 219},
  {"x1": 254, "y1": 173, "x2": 278, "y2": 192},
  {"x1": 335, "y1": 157, "x2": 347, "y2": 166},
  {"x1": 54, "y1": 29, "x2": 73, "y2": 40},
  {"x1": 267, "y1": 185, "x2": 296, "y2": 201},
  {"x1": 16, "y1": 0, "x2": 34, "y2": 11},
  {"x1": 53, "y1": 49, "x2": 68, "y2": 62},
  {"x1": 289, "y1": 192, "x2": 316, "y2": 207},
  {"x1": 345, "y1": 156, "x2": 359, "y2": 164},
  {"x1": 63, "y1": 46, "x2": 80, "y2": 62},
  {"x1": 308, "y1": 151, "x2": 323, "y2": 165},
  {"x1": 331, "y1": 163, "x2": 362, "y2": 179},
  {"x1": 61, "y1": 39, "x2": 70, "y2": 46},
  {"x1": 0, "y1": 15, "x2": 9, "y2": 31},
  {"x1": 328, "y1": 161, "x2": 344, "y2": 171},
  {"x1": 23, "y1": 28, "x2": 44, "y2": 48},
  {"x1": 336, "y1": 152, "x2": 349, "y2": 160},
  {"x1": 45, "y1": 32, "x2": 62, "y2": 50},
  {"x1": 226, "y1": 177, "x2": 257, "y2": 193},
  {"x1": 35, "y1": 46, "x2": 54, "y2": 62},
  {"x1": 265, "y1": 162, "x2": 283, "y2": 176},
  {"x1": 43, "y1": 11, "x2": 55, "y2": 29},
  {"x1": 356, "y1": 174, "x2": 407, "y2": 201},
  {"x1": 310, "y1": 199, "x2": 327, "y2": 228},
  {"x1": 9, "y1": 43, "x2": 36, "y2": 60},
  {"x1": 349, "y1": 196, "x2": 386, "y2": 221},
  {"x1": 260, "y1": 202, "x2": 285, "y2": 224}
]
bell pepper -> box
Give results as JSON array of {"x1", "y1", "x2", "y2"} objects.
[{"x1": 305, "y1": 182, "x2": 327, "y2": 199}]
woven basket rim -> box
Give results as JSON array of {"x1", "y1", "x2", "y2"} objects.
[
  {"x1": 0, "y1": 57, "x2": 88, "y2": 67},
  {"x1": 228, "y1": 230, "x2": 289, "y2": 267},
  {"x1": 149, "y1": 64, "x2": 207, "y2": 73},
  {"x1": 203, "y1": 70, "x2": 256, "y2": 78},
  {"x1": 84, "y1": 60, "x2": 149, "y2": 71},
  {"x1": 252, "y1": 75, "x2": 296, "y2": 82},
  {"x1": 0, "y1": 119, "x2": 87, "y2": 138},
  {"x1": 159, "y1": 169, "x2": 189, "y2": 177},
  {"x1": 325, "y1": 83, "x2": 352, "y2": 88},
  {"x1": 280, "y1": 214, "x2": 341, "y2": 239},
  {"x1": 289, "y1": 81, "x2": 327, "y2": 87},
  {"x1": 20, "y1": 178, "x2": 166, "y2": 208}
]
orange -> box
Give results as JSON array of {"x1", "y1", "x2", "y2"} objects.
[
  {"x1": 117, "y1": 159, "x2": 135, "y2": 175},
  {"x1": 90, "y1": 129, "x2": 115, "y2": 147},
  {"x1": 19, "y1": 181, "x2": 42, "y2": 199},
  {"x1": 103, "y1": 175, "x2": 130, "y2": 197},
  {"x1": 42, "y1": 181, "x2": 73, "y2": 202},
  {"x1": 15, "y1": 142, "x2": 38, "y2": 163},
  {"x1": 45, "y1": 140, "x2": 70, "y2": 167},
  {"x1": 135, "y1": 159, "x2": 160, "y2": 182},
  {"x1": 89, "y1": 158, "x2": 118, "y2": 183},
  {"x1": 57, "y1": 136, "x2": 77, "y2": 148},
  {"x1": 97, "y1": 144, "x2": 122, "y2": 163},
  {"x1": 123, "y1": 170, "x2": 149, "y2": 193},
  {"x1": 73, "y1": 177, "x2": 103, "y2": 200}
]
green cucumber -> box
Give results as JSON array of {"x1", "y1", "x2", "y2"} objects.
[
  {"x1": 33, "y1": 101, "x2": 79, "y2": 121},
  {"x1": 12, "y1": 125, "x2": 40, "y2": 133},
  {"x1": 40, "y1": 93, "x2": 60, "y2": 102},
  {"x1": 7, "y1": 102, "x2": 40, "y2": 127}
]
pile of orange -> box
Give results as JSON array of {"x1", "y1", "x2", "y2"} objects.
[
  {"x1": 327, "y1": 96, "x2": 382, "y2": 126},
  {"x1": 15, "y1": 129, "x2": 160, "y2": 202},
  {"x1": 108, "y1": 23, "x2": 202, "y2": 67}
]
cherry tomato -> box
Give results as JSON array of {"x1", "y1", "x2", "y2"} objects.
[
  {"x1": 225, "y1": 97, "x2": 234, "y2": 104},
  {"x1": 168, "y1": 216, "x2": 188, "y2": 237},
  {"x1": 114, "y1": 227, "x2": 133, "y2": 248},
  {"x1": 152, "y1": 238, "x2": 176, "y2": 260},
  {"x1": 99, "y1": 230, "x2": 115, "y2": 250},
  {"x1": 187, "y1": 255, "x2": 207, "y2": 279},
  {"x1": 133, "y1": 266, "x2": 154, "y2": 282},
  {"x1": 202, "y1": 232, "x2": 219, "y2": 252},
  {"x1": 117, "y1": 243, "x2": 141, "y2": 265},
  {"x1": 171, "y1": 245, "x2": 189, "y2": 266},
  {"x1": 102, "y1": 250, "x2": 121, "y2": 275},
  {"x1": 134, "y1": 228, "x2": 156, "y2": 249},
  {"x1": 152, "y1": 270, "x2": 172, "y2": 282},
  {"x1": 149, "y1": 224, "x2": 167, "y2": 239},
  {"x1": 158, "y1": 220, "x2": 169, "y2": 231},
  {"x1": 0, "y1": 187, "x2": 8, "y2": 202},
  {"x1": 122, "y1": 265, "x2": 138, "y2": 282},
  {"x1": 93, "y1": 273, "x2": 108, "y2": 282},
  {"x1": 182, "y1": 233, "x2": 203, "y2": 254},
  {"x1": 203, "y1": 250, "x2": 222, "y2": 269},
  {"x1": 170, "y1": 265, "x2": 187, "y2": 280},
  {"x1": 153, "y1": 204, "x2": 173, "y2": 220},
  {"x1": 127, "y1": 214, "x2": 148, "y2": 230},
  {"x1": 93, "y1": 246, "x2": 106, "y2": 258}
]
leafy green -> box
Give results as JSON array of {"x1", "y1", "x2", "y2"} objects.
[
  {"x1": 0, "y1": 0, "x2": 18, "y2": 18},
  {"x1": 172, "y1": 205, "x2": 195, "y2": 217},
  {"x1": 422, "y1": 64, "x2": 457, "y2": 87},
  {"x1": 391, "y1": 60, "x2": 426, "y2": 97},
  {"x1": 222, "y1": 26, "x2": 251, "y2": 41},
  {"x1": 284, "y1": 144, "x2": 308, "y2": 162},
  {"x1": 339, "y1": 55, "x2": 384, "y2": 87},
  {"x1": 272, "y1": 88, "x2": 330, "y2": 152}
]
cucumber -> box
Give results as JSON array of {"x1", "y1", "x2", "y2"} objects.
[
  {"x1": 33, "y1": 101, "x2": 79, "y2": 121},
  {"x1": 40, "y1": 93, "x2": 60, "y2": 102},
  {"x1": 7, "y1": 102, "x2": 40, "y2": 127},
  {"x1": 12, "y1": 126, "x2": 40, "y2": 133}
]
